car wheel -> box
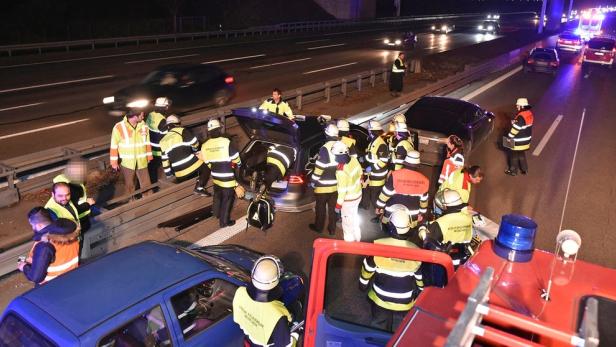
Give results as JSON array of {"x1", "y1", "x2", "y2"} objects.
[{"x1": 214, "y1": 90, "x2": 231, "y2": 107}]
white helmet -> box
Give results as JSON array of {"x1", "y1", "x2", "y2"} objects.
[
  {"x1": 166, "y1": 115, "x2": 180, "y2": 125},
  {"x1": 331, "y1": 141, "x2": 349, "y2": 155},
  {"x1": 325, "y1": 123, "x2": 339, "y2": 137},
  {"x1": 368, "y1": 121, "x2": 382, "y2": 131},
  {"x1": 207, "y1": 119, "x2": 222, "y2": 131},
  {"x1": 154, "y1": 97, "x2": 170, "y2": 108},
  {"x1": 389, "y1": 205, "x2": 412, "y2": 235},
  {"x1": 395, "y1": 122, "x2": 408, "y2": 133},
  {"x1": 516, "y1": 98, "x2": 529, "y2": 107},
  {"x1": 251, "y1": 255, "x2": 283, "y2": 291},
  {"x1": 451, "y1": 153, "x2": 464, "y2": 167},
  {"x1": 435, "y1": 189, "x2": 463, "y2": 210},
  {"x1": 404, "y1": 150, "x2": 421, "y2": 166},
  {"x1": 337, "y1": 119, "x2": 350, "y2": 132},
  {"x1": 393, "y1": 113, "x2": 406, "y2": 124}
]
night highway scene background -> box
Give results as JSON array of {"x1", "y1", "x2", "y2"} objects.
[{"x1": 1, "y1": 0, "x2": 616, "y2": 346}]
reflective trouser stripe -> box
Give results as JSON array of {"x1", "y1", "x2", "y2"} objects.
[{"x1": 175, "y1": 160, "x2": 203, "y2": 178}]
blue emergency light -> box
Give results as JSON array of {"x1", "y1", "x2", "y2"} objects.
[{"x1": 493, "y1": 214, "x2": 538, "y2": 262}]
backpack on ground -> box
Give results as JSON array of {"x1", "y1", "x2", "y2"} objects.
[{"x1": 247, "y1": 196, "x2": 275, "y2": 230}]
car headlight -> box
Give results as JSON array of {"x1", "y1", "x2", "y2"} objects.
[
  {"x1": 431, "y1": 25, "x2": 436, "y2": 30},
  {"x1": 487, "y1": 15, "x2": 492, "y2": 19},
  {"x1": 495, "y1": 15, "x2": 500, "y2": 19},
  {"x1": 103, "y1": 96, "x2": 115, "y2": 104},
  {"x1": 126, "y1": 99, "x2": 150, "y2": 109},
  {"x1": 384, "y1": 39, "x2": 390, "y2": 44},
  {"x1": 478, "y1": 25, "x2": 483, "y2": 29},
  {"x1": 488, "y1": 25, "x2": 494, "y2": 30},
  {"x1": 441, "y1": 25, "x2": 448, "y2": 31},
  {"x1": 394, "y1": 39, "x2": 402, "y2": 45}
]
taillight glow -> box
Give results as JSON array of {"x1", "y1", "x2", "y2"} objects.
[
  {"x1": 288, "y1": 175, "x2": 304, "y2": 184},
  {"x1": 550, "y1": 61, "x2": 559, "y2": 67},
  {"x1": 527, "y1": 58, "x2": 535, "y2": 64},
  {"x1": 225, "y1": 76, "x2": 234, "y2": 84}
]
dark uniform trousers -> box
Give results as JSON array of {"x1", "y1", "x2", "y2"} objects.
[
  {"x1": 370, "y1": 302, "x2": 406, "y2": 332},
  {"x1": 360, "y1": 186, "x2": 382, "y2": 210},
  {"x1": 175, "y1": 162, "x2": 211, "y2": 189},
  {"x1": 508, "y1": 150, "x2": 528, "y2": 174},
  {"x1": 314, "y1": 192, "x2": 337, "y2": 233},
  {"x1": 212, "y1": 186, "x2": 235, "y2": 228},
  {"x1": 263, "y1": 164, "x2": 283, "y2": 191},
  {"x1": 148, "y1": 156, "x2": 164, "y2": 185}
]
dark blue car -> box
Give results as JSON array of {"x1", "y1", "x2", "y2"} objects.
[{"x1": 0, "y1": 242, "x2": 303, "y2": 347}]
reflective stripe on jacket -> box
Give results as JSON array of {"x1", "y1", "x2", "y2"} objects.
[
  {"x1": 335, "y1": 158, "x2": 363, "y2": 207},
  {"x1": 110, "y1": 117, "x2": 152, "y2": 170},
  {"x1": 508, "y1": 110, "x2": 534, "y2": 151},
  {"x1": 259, "y1": 98, "x2": 294, "y2": 120},
  {"x1": 201, "y1": 136, "x2": 240, "y2": 188},
  {"x1": 28, "y1": 239, "x2": 79, "y2": 284},
  {"x1": 392, "y1": 139, "x2": 414, "y2": 170},
  {"x1": 267, "y1": 145, "x2": 296, "y2": 178},
  {"x1": 365, "y1": 135, "x2": 390, "y2": 187},
  {"x1": 377, "y1": 168, "x2": 429, "y2": 222},
  {"x1": 160, "y1": 127, "x2": 203, "y2": 178},
  {"x1": 392, "y1": 58, "x2": 406, "y2": 74},
  {"x1": 146, "y1": 111, "x2": 167, "y2": 157},
  {"x1": 52, "y1": 174, "x2": 90, "y2": 219},
  {"x1": 438, "y1": 169, "x2": 472, "y2": 203},
  {"x1": 311, "y1": 141, "x2": 338, "y2": 194},
  {"x1": 434, "y1": 210, "x2": 473, "y2": 244},
  {"x1": 438, "y1": 153, "x2": 465, "y2": 184},
  {"x1": 45, "y1": 198, "x2": 80, "y2": 229}
]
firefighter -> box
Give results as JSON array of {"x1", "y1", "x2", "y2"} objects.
[
  {"x1": 438, "y1": 135, "x2": 465, "y2": 185},
  {"x1": 505, "y1": 98, "x2": 534, "y2": 176},
  {"x1": 391, "y1": 122, "x2": 414, "y2": 171},
  {"x1": 360, "y1": 206, "x2": 424, "y2": 331},
  {"x1": 18, "y1": 207, "x2": 79, "y2": 286},
  {"x1": 309, "y1": 123, "x2": 340, "y2": 235},
  {"x1": 361, "y1": 121, "x2": 390, "y2": 223},
  {"x1": 384, "y1": 113, "x2": 407, "y2": 159},
  {"x1": 389, "y1": 52, "x2": 406, "y2": 97},
  {"x1": 201, "y1": 119, "x2": 240, "y2": 227},
  {"x1": 160, "y1": 115, "x2": 211, "y2": 197},
  {"x1": 233, "y1": 255, "x2": 299, "y2": 347},
  {"x1": 336, "y1": 119, "x2": 358, "y2": 158},
  {"x1": 259, "y1": 88, "x2": 294, "y2": 121},
  {"x1": 260, "y1": 145, "x2": 297, "y2": 194},
  {"x1": 52, "y1": 157, "x2": 95, "y2": 232},
  {"x1": 376, "y1": 150, "x2": 429, "y2": 227},
  {"x1": 109, "y1": 109, "x2": 153, "y2": 196},
  {"x1": 145, "y1": 97, "x2": 170, "y2": 183},
  {"x1": 437, "y1": 165, "x2": 484, "y2": 207},
  {"x1": 332, "y1": 141, "x2": 363, "y2": 242}
]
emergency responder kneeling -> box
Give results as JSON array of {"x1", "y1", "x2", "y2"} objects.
[
  {"x1": 260, "y1": 144, "x2": 297, "y2": 194},
  {"x1": 233, "y1": 255, "x2": 300, "y2": 347},
  {"x1": 160, "y1": 115, "x2": 211, "y2": 197},
  {"x1": 332, "y1": 141, "x2": 363, "y2": 242},
  {"x1": 360, "y1": 206, "x2": 424, "y2": 332},
  {"x1": 309, "y1": 123, "x2": 340, "y2": 235},
  {"x1": 361, "y1": 121, "x2": 390, "y2": 223},
  {"x1": 201, "y1": 119, "x2": 241, "y2": 228}
]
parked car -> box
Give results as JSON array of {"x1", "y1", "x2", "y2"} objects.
[
  {"x1": 233, "y1": 107, "x2": 369, "y2": 212},
  {"x1": 103, "y1": 64, "x2": 235, "y2": 116},
  {"x1": 582, "y1": 37, "x2": 615, "y2": 67},
  {"x1": 0, "y1": 242, "x2": 303, "y2": 347},
  {"x1": 431, "y1": 23, "x2": 455, "y2": 34},
  {"x1": 402, "y1": 96, "x2": 495, "y2": 166},
  {"x1": 382, "y1": 31, "x2": 417, "y2": 48},
  {"x1": 557, "y1": 32, "x2": 584, "y2": 52},
  {"x1": 524, "y1": 47, "x2": 560, "y2": 75},
  {"x1": 477, "y1": 20, "x2": 500, "y2": 35}
]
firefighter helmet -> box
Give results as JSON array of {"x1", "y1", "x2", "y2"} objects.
[
  {"x1": 154, "y1": 97, "x2": 170, "y2": 108},
  {"x1": 207, "y1": 119, "x2": 222, "y2": 131},
  {"x1": 389, "y1": 205, "x2": 412, "y2": 236},
  {"x1": 516, "y1": 98, "x2": 529, "y2": 107},
  {"x1": 166, "y1": 115, "x2": 180, "y2": 125},
  {"x1": 368, "y1": 121, "x2": 382, "y2": 131},
  {"x1": 337, "y1": 119, "x2": 350, "y2": 132},
  {"x1": 404, "y1": 150, "x2": 421, "y2": 165},
  {"x1": 325, "y1": 123, "x2": 339, "y2": 138},
  {"x1": 331, "y1": 141, "x2": 349, "y2": 155},
  {"x1": 393, "y1": 113, "x2": 406, "y2": 124},
  {"x1": 435, "y1": 189, "x2": 464, "y2": 209},
  {"x1": 251, "y1": 255, "x2": 284, "y2": 291},
  {"x1": 395, "y1": 122, "x2": 408, "y2": 133}
]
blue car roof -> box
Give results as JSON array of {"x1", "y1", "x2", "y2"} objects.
[{"x1": 20, "y1": 242, "x2": 213, "y2": 337}]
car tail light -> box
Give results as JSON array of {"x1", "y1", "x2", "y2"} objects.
[
  {"x1": 288, "y1": 175, "x2": 305, "y2": 185},
  {"x1": 224, "y1": 76, "x2": 234, "y2": 84},
  {"x1": 550, "y1": 61, "x2": 559, "y2": 67},
  {"x1": 527, "y1": 58, "x2": 535, "y2": 64}
]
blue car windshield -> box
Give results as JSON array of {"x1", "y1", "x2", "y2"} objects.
[{"x1": 182, "y1": 248, "x2": 252, "y2": 283}]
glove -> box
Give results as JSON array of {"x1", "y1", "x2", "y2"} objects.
[
  {"x1": 310, "y1": 181, "x2": 316, "y2": 189},
  {"x1": 365, "y1": 165, "x2": 372, "y2": 173},
  {"x1": 335, "y1": 204, "x2": 341, "y2": 215}
]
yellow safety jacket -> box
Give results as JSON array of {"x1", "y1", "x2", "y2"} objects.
[
  {"x1": 45, "y1": 198, "x2": 80, "y2": 229},
  {"x1": 360, "y1": 237, "x2": 423, "y2": 311},
  {"x1": 110, "y1": 117, "x2": 152, "y2": 170},
  {"x1": 438, "y1": 169, "x2": 471, "y2": 203},
  {"x1": 365, "y1": 136, "x2": 389, "y2": 187},
  {"x1": 435, "y1": 210, "x2": 473, "y2": 244},
  {"x1": 201, "y1": 136, "x2": 240, "y2": 188},
  {"x1": 507, "y1": 110, "x2": 534, "y2": 151},
  {"x1": 335, "y1": 157, "x2": 363, "y2": 207},
  {"x1": 52, "y1": 174, "x2": 90, "y2": 219},
  {"x1": 311, "y1": 141, "x2": 338, "y2": 194},
  {"x1": 232, "y1": 286, "x2": 295, "y2": 346},
  {"x1": 266, "y1": 145, "x2": 296, "y2": 178},
  {"x1": 341, "y1": 136, "x2": 357, "y2": 158},
  {"x1": 29, "y1": 238, "x2": 79, "y2": 284},
  {"x1": 392, "y1": 58, "x2": 406, "y2": 74},
  {"x1": 259, "y1": 98, "x2": 294, "y2": 120},
  {"x1": 160, "y1": 127, "x2": 203, "y2": 179},
  {"x1": 146, "y1": 111, "x2": 167, "y2": 157},
  {"x1": 392, "y1": 139, "x2": 414, "y2": 170}
]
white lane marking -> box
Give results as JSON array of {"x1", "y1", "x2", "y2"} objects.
[
  {"x1": 303, "y1": 62, "x2": 358, "y2": 75},
  {"x1": 0, "y1": 102, "x2": 45, "y2": 112},
  {"x1": 307, "y1": 43, "x2": 346, "y2": 50},
  {"x1": 191, "y1": 215, "x2": 248, "y2": 247},
  {"x1": 202, "y1": 54, "x2": 265, "y2": 64},
  {"x1": 460, "y1": 66, "x2": 523, "y2": 101},
  {"x1": 0, "y1": 75, "x2": 115, "y2": 94},
  {"x1": 249, "y1": 57, "x2": 311, "y2": 70},
  {"x1": 296, "y1": 39, "x2": 330, "y2": 44},
  {"x1": 125, "y1": 53, "x2": 199, "y2": 64},
  {"x1": 532, "y1": 115, "x2": 563, "y2": 156},
  {"x1": 0, "y1": 118, "x2": 89, "y2": 140},
  {"x1": 558, "y1": 109, "x2": 586, "y2": 232}
]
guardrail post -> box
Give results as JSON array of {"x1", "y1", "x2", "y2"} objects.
[
  {"x1": 325, "y1": 82, "x2": 331, "y2": 102},
  {"x1": 357, "y1": 75, "x2": 362, "y2": 92},
  {"x1": 296, "y1": 90, "x2": 303, "y2": 110},
  {"x1": 341, "y1": 79, "x2": 347, "y2": 97},
  {"x1": 0, "y1": 163, "x2": 19, "y2": 208},
  {"x1": 370, "y1": 70, "x2": 376, "y2": 87},
  {"x1": 382, "y1": 70, "x2": 388, "y2": 84}
]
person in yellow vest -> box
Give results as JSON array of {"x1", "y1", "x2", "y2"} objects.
[
  {"x1": 110, "y1": 109, "x2": 153, "y2": 196},
  {"x1": 389, "y1": 52, "x2": 406, "y2": 96},
  {"x1": 436, "y1": 165, "x2": 484, "y2": 214},
  {"x1": 45, "y1": 182, "x2": 93, "y2": 229},
  {"x1": 361, "y1": 121, "x2": 390, "y2": 223},
  {"x1": 18, "y1": 207, "x2": 79, "y2": 286},
  {"x1": 201, "y1": 119, "x2": 241, "y2": 227},
  {"x1": 391, "y1": 122, "x2": 414, "y2": 171},
  {"x1": 145, "y1": 97, "x2": 170, "y2": 183},
  {"x1": 359, "y1": 206, "x2": 424, "y2": 331},
  {"x1": 233, "y1": 256, "x2": 299, "y2": 347},
  {"x1": 309, "y1": 123, "x2": 340, "y2": 235},
  {"x1": 259, "y1": 88, "x2": 294, "y2": 121},
  {"x1": 52, "y1": 158, "x2": 95, "y2": 232},
  {"x1": 336, "y1": 119, "x2": 358, "y2": 158},
  {"x1": 332, "y1": 141, "x2": 363, "y2": 242}
]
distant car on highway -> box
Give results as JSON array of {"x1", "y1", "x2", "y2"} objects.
[
  {"x1": 556, "y1": 32, "x2": 583, "y2": 52},
  {"x1": 382, "y1": 32, "x2": 417, "y2": 48},
  {"x1": 233, "y1": 108, "x2": 369, "y2": 212},
  {"x1": 486, "y1": 13, "x2": 500, "y2": 20},
  {"x1": 431, "y1": 23, "x2": 455, "y2": 34},
  {"x1": 0, "y1": 242, "x2": 303, "y2": 347},
  {"x1": 403, "y1": 96, "x2": 495, "y2": 166},
  {"x1": 477, "y1": 20, "x2": 500, "y2": 35},
  {"x1": 524, "y1": 47, "x2": 560, "y2": 75},
  {"x1": 103, "y1": 63, "x2": 236, "y2": 116},
  {"x1": 582, "y1": 37, "x2": 615, "y2": 67}
]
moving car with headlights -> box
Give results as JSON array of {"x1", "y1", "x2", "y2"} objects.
[
  {"x1": 582, "y1": 37, "x2": 615, "y2": 67},
  {"x1": 382, "y1": 32, "x2": 417, "y2": 48},
  {"x1": 557, "y1": 32, "x2": 583, "y2": 52},
  {"x1": 523, "y1": 47, "x2": 560, "y2": 75},
  {"x1": 402, "y1": 96, "x2": 494, "y2": 166},
  {"x1": 0, "y1": 242, "x2": 304, "y2": 347},
  {"x1": 477, "y1": 20, "x2": 500, "y2": 35},
  {"x1": 431, "y1": 23, "x2": 455, "y2": 34},
  {"x1": 103, "y1": 63, "x2": 235, "y2": 116},
  {"x1": 233, "y1": 108, "x2": 368, "y2": 212},
  {"x1": 486, "y1": 13, "x2": 500, "y2": 20}
]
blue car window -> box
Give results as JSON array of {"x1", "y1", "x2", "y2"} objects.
[
  {"x1": 98, "y1": 306, "x2": 172, "y2": 347},
  {"x1": 0, "y1": 313, "x2": 56, "y2": 347},
  {"x1": 170, "y1": 278, "x2": 238, "y2": 341}
]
